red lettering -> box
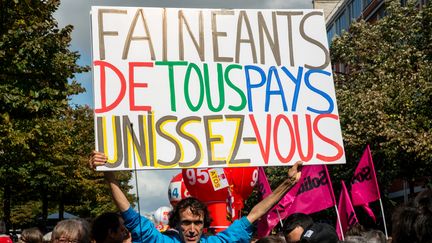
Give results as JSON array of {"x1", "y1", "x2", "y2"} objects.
[
  {"x1": 250, "y1": 113, "x2": 343, "y2": 164},
  {"x1": 293, "y1": 114, "x2": 313, "y2": 162},
  {"x1": 129, "y1": 62, "x2": 153, "y2": 111},
  {"x1": 94, "y1": 60, "x2": 126, "y2": 113},
  {"x1": 313, "y1": 114, "x2": 344, "y2": 162},
  {"x1": 274, "y1": 114, "x2": 295, "y2": 163},
  {"x1": 249, "y1": 114, "x2": 271, "y2": 164}
]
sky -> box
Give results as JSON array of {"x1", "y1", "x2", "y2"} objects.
[{"x1": 54, "y1": 0, "x2": 313, "y2": 214}]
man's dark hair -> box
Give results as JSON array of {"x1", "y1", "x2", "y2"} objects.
[
  {"x1": 391, "y1": 206, "x2": 419, "y2": 243},
  {"x1": 168, "y1": 197, "x2": 212, "y2": 228},
  {"x1": 414, "y1": 188, "x2": 432, "y2": 214},
  {"x1": 282, "y1": 213, "x2": 314, "y2": 235},
  {"x1": 256, "y1": 234, "x2": 286, "y2": 243},
  {"x1": 91, "y1": 212, "x2": 121, "y2": 243}
]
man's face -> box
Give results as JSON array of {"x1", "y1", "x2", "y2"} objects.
[
  {"x1": 285, "y1": 226, "x2": 304, "y2": 243},
  {"x1": 178, "y1": 207, "x2": 204, "y2": 243}
]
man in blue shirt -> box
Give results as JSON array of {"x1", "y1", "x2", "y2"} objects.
[{"x1": 90, "y1": 151, "x2": 302, "y2": 243}]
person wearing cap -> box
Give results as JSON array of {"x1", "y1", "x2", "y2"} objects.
[
  {"x1": 283, "y1": 213, "x2": 314, "y2": 242},
  {"x1": 299, "y1": 223, "x2": 338, "y2": 243}
]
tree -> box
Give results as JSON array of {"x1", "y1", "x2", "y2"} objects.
[
  {"x1": 5, "y1": 105, "x2": 133, "y2": 229},
  {"x1": 330, "y1": 0, "x2": 432, "y2": 195},
  {"x1": 0, "y1": 0, "x2": 86, "y2": 230},
  {"x1": 0, "y1": 0, "x2": 132, "y2": 230}
]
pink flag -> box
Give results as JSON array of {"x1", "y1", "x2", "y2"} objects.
[
  {"x1": 285, "y1": 164, "x2": 336, "y2": 216},
  {"x1": 256, "y1": 167, "x2": 290, "y2": 237},
  {"x1": 336, "y1": 181, "x2": 359, "y2": 240},
  {"x1": 360, "y1": 204, "x2": 377, "y2": 222},
  {"x1": 256, "y1": 165, "x2": 337, "y2": 237},
  {"x1": 257, "y1": 167, "x2": 272, "y2": 198},
  {"x1": 350, "y1": 145, "x2": 380, "y2": 206}
]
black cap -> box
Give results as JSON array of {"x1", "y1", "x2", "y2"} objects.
[{"x1": 300, "y1": 223, "x2": 338, "y2": 243}]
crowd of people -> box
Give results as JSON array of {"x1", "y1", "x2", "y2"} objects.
[{"x1": 0, "y1": 151, "x2": 429, "y2": 243}]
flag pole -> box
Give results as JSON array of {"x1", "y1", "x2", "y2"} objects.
[
  {"x1": 325, "y1": 165, "x2": 343, "y2": 240},
  {"x1": 276, "y1": 209, "x2": 284, "y2": 227},
  {"x1": 130, "y1": 123, "x2": 143, "y2": 242},
  {"x1": 368, "y1": 146, "x2": 388, "y2": 239},
  {"x1": 334, "y1": 205, "x2": 345, "y2": 241},
  {"x1": 378, "y1": 198, "x2": 389, "y2": 239}
]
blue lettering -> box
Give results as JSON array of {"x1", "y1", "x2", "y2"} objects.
[
  {"x1": 281, "y1": 66, "x2": 304, "y2": 112},
  {"x1": 265, "y1": 66, "x2": 288, "y2": 112},
  {"x1": 304, "y1": 69, "x2": 334, "y2": 114},
  {"x1": 245, "y1": 65, "x2": 266, "y2": 112}
]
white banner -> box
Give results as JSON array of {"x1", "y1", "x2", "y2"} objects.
[{"x1": 91, "y1": 6, "x2": 345, "y2": 170}]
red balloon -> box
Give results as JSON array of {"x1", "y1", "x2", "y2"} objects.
[
  {"x1": 225, "y1": 167, "x2": 258, "y2": 199},
  {"x1": 207, "y1": 202, "x2": 231, "y2": 233},
  {"x1": 224, "y1": 167, "x2": 258, "y2": 219},
  {"x1": 182, "y1": 168, "x2": 229, "y2": 202},
  {"x1": 168, "y1": 173, "x2": 190, "y2": 207},
  {"x1": 182, "y1": 168, "x2": 231, "y2": 232}
]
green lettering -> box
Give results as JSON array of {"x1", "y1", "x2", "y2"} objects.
[
  {"x1": 184, "y1": 63, "x2": 204, "y2": 111},
  {"x1": 225, "y1": 64, "x2": 246, "y2": 111},
  {"x1": 204, "y1": 63, "x2": 225, "y2": 112},
  {"x1": 155, "y1": 61, "x2": 188, "y2": 112}
]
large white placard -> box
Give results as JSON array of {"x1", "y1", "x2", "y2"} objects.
[{"x1": 91, "y1": 6, "x2": 345, "y2": 170}]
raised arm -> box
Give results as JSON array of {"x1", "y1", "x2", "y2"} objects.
[
  {"x1": 246, "y1": 161, "x2": 302, "y2": 224},
  {"x1": 89, "y1": 151, "x2": 130, "y2": 212}
]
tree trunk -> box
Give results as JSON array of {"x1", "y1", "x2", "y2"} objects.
[
  {"x1": 59, "y1": 191, "x2": 64, "y2": 220},
  {"x1": 3, "y1": 185, "x2": 11, "y2": 233},
  {"x1": 41, "y1": 188, "x2": 48, "y2": 230},
  {"x1": 409, "y1": 178, "x2": 415, "y2": 196}
]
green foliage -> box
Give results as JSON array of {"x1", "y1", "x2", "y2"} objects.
[
  {"x1": 0, "y1": 0, "x2": 87, "y2": 119},
  {"x1": 330, "y1": 0, "x2": 432, "y2": 189},
  {"x1": 0, "y1": 0, "x2": 132, "y2": 230},
  {"x1": 11, "y1": 201, "x2": 42, "y2": 228},
  {"x1": 3, "y1": 106, "x2": 133, "y2": 229}
]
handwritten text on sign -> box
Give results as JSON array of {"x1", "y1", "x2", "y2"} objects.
[{"x1": 91, "y1": 7, "x2": 345, "y2": 170}]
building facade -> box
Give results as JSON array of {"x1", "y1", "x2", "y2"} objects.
[
  {"x1": 313, "y1": 0, "x2": 386, "y2": 44},
  {"x1": 314, "y1": 0, "x2": 429, "y2": 44}
]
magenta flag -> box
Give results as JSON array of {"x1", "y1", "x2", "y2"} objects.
[
  {"x1": 258, "y1": 167, "x2": 272, "y2": 198},
  {"x1": 360, "y1": 204, "x2": 377, "y2": 222},
  {"x1": 285, "y1": 164, "x2": 336, "y2": 216},
  {"x1": 336, "y1": 181, "x2": 359, "y2": 240},
  {"x1": 350, "y1": 145, "x2": 381, "y2": 206},
  {"x1": 256, "y1": 167, "x2": 291, "y2": 237},
  {"x1": 256, "y1": 165, "x2": 336, "y2": 237}
]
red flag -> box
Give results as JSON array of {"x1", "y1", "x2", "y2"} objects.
[
  {"x1": 336, "y1": 181, "x2": 359, "y2": 240},
  {"x1": 350, "y1": 145, "x2": 381, "y2": 205}
]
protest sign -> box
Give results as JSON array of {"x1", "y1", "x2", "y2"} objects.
[{"x1": 91, "y1": 7, "x2": 345, "y2": 170}]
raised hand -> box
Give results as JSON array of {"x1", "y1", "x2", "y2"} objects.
[{"x1": 88, "y1": 150, "x2": 107, "y2": 169}]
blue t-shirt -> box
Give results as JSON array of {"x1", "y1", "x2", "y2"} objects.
[{"x1": 121, "y1": 206, "x2": 253, "y2": 243}]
